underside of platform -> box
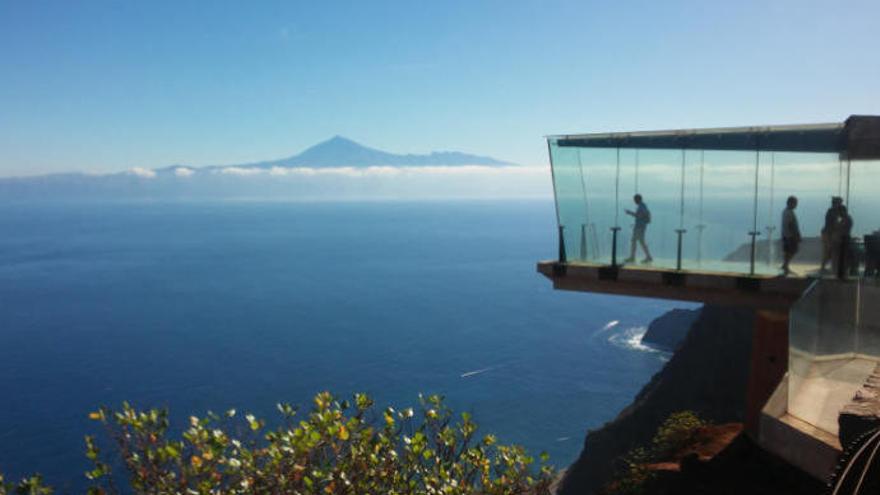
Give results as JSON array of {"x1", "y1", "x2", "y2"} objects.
[{"x1": 537, "y1": 260, "x2": 812, "y2": 309}]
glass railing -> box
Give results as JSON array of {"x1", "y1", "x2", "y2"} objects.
[
  {"x1": 549, "y1": 135, "x2": 880, "y2": 278},
  {"x1": 787, "y1": 278, "x2": 880, "y2": 435},
  {"x1": 856, "y1": 279, "x2": 880, "y2": 357}
]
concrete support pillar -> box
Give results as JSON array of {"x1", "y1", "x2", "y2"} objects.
[{"x1": 746, "y1": 310, "x2": 789, "y2": 435}]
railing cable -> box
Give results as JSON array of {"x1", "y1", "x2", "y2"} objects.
[
  {"x1": 830, "y1": 427, "x2": 880, "y2": 495},
  {"x1": 766, "y1": 152, "x2": 776, "y2": 266},
  {"x1": 696, "y1": 150, "x2": 705, "y2": 264},
  {"x1": 576, "y1": 149, "x2": 590, "y2": 261},
  {"x1": 611, "y1": 147, "x2": 622, "y2": 267},
  {"x1": 675, "y1": 148, "x2": 687, "y2": 270},
  {"x1": 748, "y1": 148, "x2": 761, "y2": 275}
]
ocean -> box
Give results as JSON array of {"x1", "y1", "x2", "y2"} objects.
[{"x1": 0, "y1": 199, "x2": 692, "y2": 490}]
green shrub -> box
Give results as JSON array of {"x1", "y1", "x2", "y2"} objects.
[
  {"x1": 602, "y1": 411, "x2": 708, "y2": 495},
  {"x1": 0, "y1": 474, "x2": 53, "y2": 495},
  {"x1": 2, "y1": 392, "x2": 554, "y2": 495},
  {"x1": 607, "y1": 448, "x2": 653, "y2": 495},
  {"x1": 650, "y1": 411, "x2": 707, "y2": 460}
]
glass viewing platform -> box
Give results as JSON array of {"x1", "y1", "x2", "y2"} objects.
[
  {"x1": 546, "y1": 115, "x2": 880, "y2": 279},
  {"x1": 540, "y1": 115, "x2": 880, "y2": 480}
]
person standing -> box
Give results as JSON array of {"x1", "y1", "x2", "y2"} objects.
[
  {"x1": 781, "y1": 196, "x2": 801, "y2": 276},
  {"x1": 834, "y1": 205, "x2": 854, "y2": 279},
  {"x1": 820, "y1": 196, "x2": 843, "y2": 272},
  {"x1": 624, "y1": 194, "x2": 653, "y2": 263}
]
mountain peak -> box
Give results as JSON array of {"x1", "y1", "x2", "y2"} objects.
[
  {"x1": 321, "y1": 135, "x2": 359, "y2": 146},
  {"x1": 306, "y1": 135, "x2": 372, "y2": 153},
  {"x1": 262, "y1": 137, "x2": 510, "y2": 168}
]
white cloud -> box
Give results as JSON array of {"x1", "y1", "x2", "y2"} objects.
[
  {"x1": 128, "y1": 167, "x2": 156, "y2": 179},
  {"x1": 219, "y1": 167, "x2": 264, "y2": 176},
  {"x1": 397, "y1": 165, "x2": 545, "y2": 176},
  {"x1": 185, "y1": 164, "x2": 551, "y2": 200},
  {"x1": 220, "y1": 164, "x2": 545, "y2": 179},
  {"x1": 174, "y1": 167, "x2": 195, "y2": 177}
]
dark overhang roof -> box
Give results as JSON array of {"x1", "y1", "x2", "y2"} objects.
[{"x1": 551, "y1": 115, "x2": 880, "y2": 159}]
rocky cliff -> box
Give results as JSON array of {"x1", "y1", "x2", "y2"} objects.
[
  {"x1": 640, "y1": 431, "x2": 824, "y2": 494},
  {"x1": 557, "y1": 305, "x2": 756, "y2": 495},
  {"x1": 640, "y1": 308, "x2": 700, "y2": 351}
]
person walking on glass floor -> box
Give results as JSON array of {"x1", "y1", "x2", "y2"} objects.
[
  {"x1": 624, "y1": 194, "x2": 653, "y2": 263},
  {"x1": 820, "y1": 196, "x2": 843, "y2": 272},
  {"x1": 781, "y1": 195, "x2": 801, "y2": 276}
]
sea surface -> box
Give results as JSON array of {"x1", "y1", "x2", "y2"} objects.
[{"x1": 0, "y1": 199, "x2": 694, "y2": 490}]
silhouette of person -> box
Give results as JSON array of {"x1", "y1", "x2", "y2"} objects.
[
  {"x1": 834, "y1": 205, "x2": 854, "y2": 279},
  {"x1": 820, "y1": 196, "x2": 843, "y2": 272},
  {"x1": 780, "y1": 196, "x2": 801, "y2": 276},
  {"x1": 624, "y1": 194, "x2": 653, "y2": 263}
]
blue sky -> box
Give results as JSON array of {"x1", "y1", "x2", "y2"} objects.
[{"x1": 1, "y1": 0, "x2": 878, "y2": 177}]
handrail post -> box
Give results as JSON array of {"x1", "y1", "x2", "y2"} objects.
[
  {"x1": 611, "y1": 226, "x2": 622, "y2": 267},
  {"x1": 579, "y1": 223, "x2": 588, "y2": 261},
  {"x1": 748, "y1": 231, "x2": 761, "y2": 275},
  {"x1": 558, "y1": 225, "x2": 567, "y2": 264},
  {"x1": 675, "y1": 229, "x2": 687, "y2": 270}
]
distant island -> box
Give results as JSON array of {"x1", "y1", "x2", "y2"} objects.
[
  {"x1": 224, "y1": 135, "x2": 512, "y2": 170},
  {"x1": 0, "y1": 137, "x2": 526, "y2": 200},
  {"x1": 10, "y1": 136, "x2": 512, "y2": 180}
]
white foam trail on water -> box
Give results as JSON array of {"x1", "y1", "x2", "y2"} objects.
[
  {"x1": 607, "y1": 326, "x2": 664, "y2": 353},
  {"x1": 556, "y1": 436, "x2": 571, "y2": 442},
  {"x1": 595, "y1": 320, "x2": 619, "y2": 335},
  {"x1": 460, "y1": 367, "x2": 493, "y2": 378}
]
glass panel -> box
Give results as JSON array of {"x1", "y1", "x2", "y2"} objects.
[
  {"x1": 550, "y1": 139, "x2": 880, "y2": 281},
  {"x1": 855, "y1": 163, "x2": 880, "y2": 353},
  {"x1": 848, "y1": 159, "x2": 880, "y2": 278},
  {"x1": 755, "y1": 152, "x2": 841, "y2": 277},
  {"x1": 617, "y1": 148, "x2": 683, "y2": 269},
  {"x1": 578, "y1": 147, "x2": 620, "y2": 265},
  {"x1": 615, "y1": 148, "x2": 638, "y2": 264},
  {"x1": 680, "y1": 149, "x2": 706, "y2": 271},
  {"x1": 548, "y1": 140, "x2": 588, "y2": 262},
  {"x1": 788, "y1": 280, "x2": 820, "y2": 406},
  {"x1": 858, "y1": 279, "x2": 880, "y2": 357},
  {"x1": 814, "y1": 282, "x2": 858, "y2": 356},
  {"x1": 790, "y1": 281, "x2": 820, "y2": 354},
  {"x1": 682, "y1": 150, "x2": 759, "y2": 274},
  {"x1": 788, "y1": 280, "x2": 868, "y2": 436}
]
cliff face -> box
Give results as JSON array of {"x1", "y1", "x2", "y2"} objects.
[
  {"x1": 640, "y1": 308, "x2": 700, "y2": 351},
  {"x1": 644, "y1": 433, "x2": 824, "y2": 495},
  {"x1": 557, "y1": 305, "x2": 756, "y2": 495}
]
